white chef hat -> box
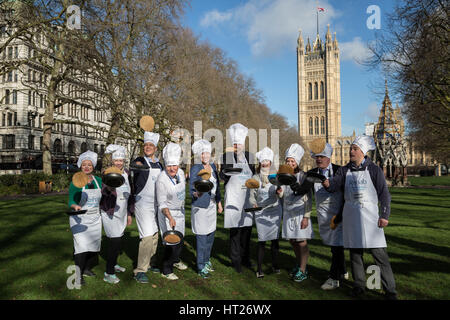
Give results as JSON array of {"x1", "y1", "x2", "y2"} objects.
[
  {"x1": 228, "y1": 123, "x2": 248, "y2": 145},
  {"x1": 256, "y1": 147, "x2": 274, "y2": 163},
  {"x1": 144, "y1": 131, "x2": 160, "y2": 146},
  {"x1": 310, "y1": 143, "x2": 333, "y2": 158},
  {"x1": 192, "y1": 139, "x2": 212, "y2": 155},
  {"x1": 352, "y1": 135, "x2": 376, "y2": 155},
  {"x1": 77, "y1": 150, "x2": 98, "y2": 168},
  {"x1": 105, "y1": 144, "x2": 126, "y2": 160},
  {"x1": 163, "y1": 142, "x2": 182, "y2": 166},
  {"x1": 285, "y1": 143, "x2": 305, "y2": 165}
]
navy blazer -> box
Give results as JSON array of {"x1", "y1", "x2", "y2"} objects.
[{"x1": 189, "y1": 163, "x2": 221, "y2": 209}]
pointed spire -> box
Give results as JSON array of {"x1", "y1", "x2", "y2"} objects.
[
  {"x1": 333, "y1": 31, "x2": 338, "y2": 49},
  {"x1": 326, "y1": 24, "x2": 332, "y2": 43},
  {"x1": 306, "y1": 37, "x2": 311, "y2": 53},
  {"x1": 298, "y1": 29, "x2": 304, "y2": 47}
]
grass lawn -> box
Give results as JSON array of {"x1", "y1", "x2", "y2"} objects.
[
  {"x1": 0, "y1": 185, "x2": 449, "y2": 300},
  {"x1": 408, "y1": 175, "x2": 450, "y2": 186}
]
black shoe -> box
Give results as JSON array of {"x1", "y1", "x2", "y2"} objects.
[
  {"x1": 83, "y1": 269, "x2": 96, "y2": 277},
  {"x1": 351, "y1": 287, "x2": 365, "y2": 298},
  {"x1": 385, "y1": 292, "x2": 398, "y2": 300}
]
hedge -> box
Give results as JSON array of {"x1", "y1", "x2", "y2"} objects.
[{"x1": 0, "y1": 172, "x2": 76, "y2": 196}]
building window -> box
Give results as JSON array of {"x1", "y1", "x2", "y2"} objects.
[
  {"x1": 314, "y1": 82, "x2": 318, "y2": 100},
  {"x1": 68, "y1": 141, "x2": 76, "y2": 154},
  {"x1": 2, "y1": 113, "x2": 5, "y2": 126},
  {"x1": 100, "y1": 144, "x2": 105, "y2": 156},
  {"x1": 28, "y1": 135, "x2": 34, "y2": 150},
  {"x1": 5, "y1": 89, "x2": 10, "y2": 104},
  {"x1": 80, "y1": 142, "x2": 87, "y2": 153},
  {"x1": 321, "y1": 116, "x2": 325, "y2": 134},
  {"x1": 40, "y1": 136, "x2": 43, "y2": 150},
  {"x1": 12, "y1": 90, "x2": 17, "y2": 104},
  {"x1": 308, "y1": 83, "x2": 312, "y2": 100},
  {"x1": 320, "y1": 81, "x2": 324, "y2": 99},
  {"x1": 7, "y1": 112, "x2": 12, "y2": 126},
  {"x1": 3, "y1": 134, "x2": 15, "y2": 149},
  {"x1": 7, "y1": 71, "x2": 12, "y2": 82},
  {"x1": 7, "y1": 46, "x2": 12, "y2": 60},
  {"x1": 94, "y1": 144, "x2": 98, "y2": 153},
  {"x1": 309, "y1": 117, "x2": 313, "y2": 135},
  {"x1": 53, "y1": 139, "x2": 62, "y2": 153},
  {"x1": 28, "y1": 90, "x2": 31, "y2": 105},
  {"x1": 315, "y1": 117, "x2": 319, "y2": 135}
]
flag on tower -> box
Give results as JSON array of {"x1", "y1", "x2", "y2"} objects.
[{"x1": 317, "y1": 7, "x2": 325, "y2": 12}]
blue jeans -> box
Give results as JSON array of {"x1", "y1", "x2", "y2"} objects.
[{"x1": 196, "y1": 231, "x2": 215, "y2": 271}]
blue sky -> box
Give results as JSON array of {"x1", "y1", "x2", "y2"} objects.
[{"x1": 181, "y1": 0, "x2": 398, "y2": 136}]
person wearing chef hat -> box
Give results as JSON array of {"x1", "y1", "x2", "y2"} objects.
[
  {"x1": 156, "y1": 142, "x2": 187, "y2": 280},
  {"x1": 219, "y1": 123, "x2": 256, "y2": 273},
  {"x1": 281, "y1": 143, "x2": 314, "y2": 283},
  {"x1": 189, "y1": 139, "x2": 223, "y2": 279},
  {"x1": 99, "y1": 144, "x2": 132, "y2": 284},
  {"x1": 68, "y1": 150, "x2": 102, "y2": 286},
  {"x1": 129, "y1": 132, "x2": 164, "y2": 284},
  {"x1": 322, "y1": 135, "x2": 397, "y2": 300},
  {"x1": 307, "y1": 140, "x2": 348, "y2": 290},
  {"x1": 248, "y1": 147, "x2": 283, "y2": 278}
]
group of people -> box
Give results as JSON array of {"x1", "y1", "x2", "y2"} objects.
[{"x1": 67, "y1": 122, "x2": 397, "y2": 300}]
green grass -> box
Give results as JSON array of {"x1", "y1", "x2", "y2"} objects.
[
  {"x1": 408, "y1": 175, "x2": 450, "y2": 186},
  {"x1": 0, "y1": 185, "x2": 449, "y2": 300}
]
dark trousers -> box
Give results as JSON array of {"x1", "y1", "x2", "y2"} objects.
[
  {"x1": 257, "y1": 240, "x2": 279, "y2": 272},
  {"x1": 330, "y1": 246, "x2": 347, "y2": 280},
  {"x1": 230, "y1": 226, "x2": 252, "y2": 270},
  {"x1": 106, "y1": 237, "x2": 122, "y2": 275},
  {"x1": 73, "y1": 251, "x2": 98, "y2": 276},
  {"x1": 162, "y1": 242, "x2": 183, "y2": 275},
  {"x1": 350, "y1": 248, "x2": 397, "y2": 295}
]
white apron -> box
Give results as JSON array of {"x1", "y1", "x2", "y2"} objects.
[
  {"x1": 69, "y1": 178, "x2": 102, "y2": 254},
  {"x1": 343, "y1": 167, "x2": 387, "y2": 248},
  {"x1": 282, "y1": 172, "x2": 314, "y2": 240},
  {"x1": 314, "y1": 167, "x2": 344, "y2": 246},
  {"x1": 224, "y1": 156, "x2": 254, "y2": 228},
  {"x1": 134, "y1": 159, "x2": 161, "y2": 239},
  {"x1": 101, "y1": 171, "x2": 130, "y2": 238},
  {"x1": 158, "y1": 170, "x2": 186, "y2": 245},
  {"x1": 254, "y1": 179, "x2": 282, "y2": 242},
  {"x1": 191, "y1": 173, "x2": 217, "y2": 235}
]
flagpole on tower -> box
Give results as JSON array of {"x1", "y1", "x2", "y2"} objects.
[{"x1": 316, "y1": 0, "x2": 319, "y2": 35}]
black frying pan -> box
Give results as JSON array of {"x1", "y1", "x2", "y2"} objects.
[
  {"x1": 277, "y1": 173, "x2": 297, "y2": 185},
  {"x1": 244, "y1": 206, "x2": 263, "y2": 212},
  {"x1": 162, "y1": 227, "x2": 184, "y2": 245},
  {"x1": 102, "y1": 173, "x2": 125, "y2": 188},
  {"x1": 222, "y1": 167, "x2": 243, "y2": 176},
  {"x1": 194, "y1": 179, "x2": 214, "y2": 193},
  {"x1": 66, "y1": 209, "x2": 88, "y2": 216},
  {"x1": 306, "y1": 172, "x2": 327, "y2": 184}
]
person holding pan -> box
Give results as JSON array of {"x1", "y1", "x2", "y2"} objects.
[
  {"x1": 307, "y1": 139, "x2": 348, "y2": 290},
  {"x1": 156, "y1": 143, "x2": 187, "y2": 281},
  {"x1": 322, "y1": 135, "x2": 397, "y2": 300},
  {"x1": 219, "y1": 123, "x2": 256, "y2": 274},
  {"x1": 99, "y1": 144, "x2": 132, "y2": 284},
  {"x1": 281, "y1": 143, "x2": 314, "y2": 283},
  {"x1": 68, "y1": 150, "x2": 102, "y2": 286},
  {"x1": 248, "y1": 147, "x2": 283, "y2": 279},
  {"x1": 130, "y1": 131, "x2": 163, "y2": 284},
  {"x1": 189, "y1": 139, "x2": 223, "y2": 279}
]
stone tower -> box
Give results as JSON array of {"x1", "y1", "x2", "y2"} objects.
[{"x1": 297, "y1": 25, "x2": 341, "y2": 162}]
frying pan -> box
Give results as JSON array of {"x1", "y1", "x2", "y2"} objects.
[
  {"x1": 102, "y1": 172, "x2": 125, "y2": 188},
  {"x1": 129, "y1": 163, "x2": 150, "y2": 172},
  {"x1": 305, "y1": 172, "x2": 327, "y2": 184},
  {"x1": 222, "y1": 167, "x2": 243, "y2": 176},
  {"x1": 276, "y1": 173, "x2": 297, "y2": 185},
  {"x1": 194, "y1": 179, "x2": 214, "y2": 193},
  {"x1": 66, "y1": 209, "x2": 88, "y2": 216},
  {"x1": 244, "y1": 206, "x2": 263, "y2": 212},
  {"x1": 162, "y1": 227, "x2": 184, "y2": 245}
]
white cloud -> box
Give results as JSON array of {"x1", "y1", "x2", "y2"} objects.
[
  {"x1": 200, "y1": 9, "x2": 233, "y2": 27},
  {"x1": 200, "y1": 0, "x2": 339, "y2": 57},
  {"x1": 339, "y1": 37, "x2": 372, "y2": 64}
]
